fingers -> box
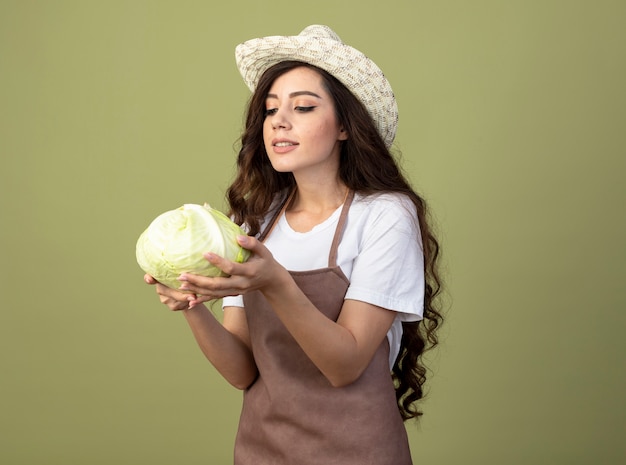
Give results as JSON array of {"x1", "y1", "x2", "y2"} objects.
[
  {"x1": 237, "y1": 234, "x2": 265, "y2": 257},
  {"x1": 148, "y1": 236, "x2": 266, "y2": 308},
  {"x1": 186, "y1": 294, "x2": 216, "y2": 308},
  {"x1": 178, "y1": 249, "x2": 250, "y2": 292},
  {"x1": 153, "y1": 282, "x2": 196, "y2": 311},
  {"x1": 144, "y1": 273, "x2": 206, "y2": 311},
  {"x1": 178, "y1": 273, "x2": 230, "y2": 298},
  {"x1": 162, "y1": 297, "x2": 190, "y2": 311}
]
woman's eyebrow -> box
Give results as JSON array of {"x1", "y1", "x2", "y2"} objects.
[{"x1": 266, "y1": 91, "x2": 323, "y2": 99}]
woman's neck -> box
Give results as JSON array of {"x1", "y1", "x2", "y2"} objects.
[
  {"x1": 285, "y1": 181, "x2": 349, "y2": 233},
  {"x1": 288, "y1": 181, "x2": 348, "y2": 214}
]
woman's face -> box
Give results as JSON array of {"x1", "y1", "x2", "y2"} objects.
[{"x1": 263, "y1": 66, "x2": 348, "y2": 178}]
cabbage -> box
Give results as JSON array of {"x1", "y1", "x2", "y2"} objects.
[{"x1": 136, "y1": 204, "x2": 250, "y2": 289}]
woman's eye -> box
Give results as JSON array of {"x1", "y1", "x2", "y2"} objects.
[
  {"x1": 295, "y1": 106, "x2": 315, "y2": 112},
  {"x1": 264, "y1": 108, "x2": 278, "y2": 116}
]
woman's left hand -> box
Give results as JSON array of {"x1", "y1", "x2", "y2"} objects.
[{"x1": 178, "y1": 235, "x2": 286, "y2": 307}]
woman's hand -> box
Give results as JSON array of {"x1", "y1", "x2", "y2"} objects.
[
  {"x1": 143, "y1": 273, "x2": 197, "y2": 311},
  {"x1": 178, "y1": 235, "x2": 289, "y2": 308}
]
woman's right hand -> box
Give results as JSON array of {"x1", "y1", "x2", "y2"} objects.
[{"x1": 143, "y1": 274, "x2": 197, "y2": 311}]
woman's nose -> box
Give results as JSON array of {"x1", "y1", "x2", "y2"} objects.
[{"x1": 271, "y1": 109, "x2": 291, "y2": 130}]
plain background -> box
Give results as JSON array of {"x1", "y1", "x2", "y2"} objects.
[{"x1": 1, "y1": 1, "x2": 624, "y2": 463}]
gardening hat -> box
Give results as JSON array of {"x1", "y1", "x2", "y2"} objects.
[{"x1": 235, "y1": 25, "x2": 398, "y2": 147}]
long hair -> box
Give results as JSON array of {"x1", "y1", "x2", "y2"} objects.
[{"x1": 227, "y1": 61, "x2": 443, "y2": 421}]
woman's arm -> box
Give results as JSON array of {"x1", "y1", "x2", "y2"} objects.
[
  {"x1": 144, "y1": 275, "x2": 257, "y2": 390},
  {"x1": 182, "y1": 305, "x2": 257, "y2": 390},
  {"x1": 179, "y1": 237, "x2": 395, "y2": 388},
  {"x1": 263, "y1": 268, "x2": 396, "y2": 387}
]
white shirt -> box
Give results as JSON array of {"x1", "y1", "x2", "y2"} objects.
[{"x1": 223, "y1": 192, "x2": 425, "y2": 368}]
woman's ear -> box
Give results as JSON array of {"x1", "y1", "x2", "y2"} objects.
[{"x1": 338, "y1": 127, "x2": 349, "y2": 141}]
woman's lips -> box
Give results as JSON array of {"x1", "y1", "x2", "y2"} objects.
[{"x1": 272, "y1": 139, "x2": 299, "y2": 153}]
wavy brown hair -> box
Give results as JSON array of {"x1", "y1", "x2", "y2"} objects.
[{"x1": 227, "y1": 61, "x2": 443, "y2": 421}]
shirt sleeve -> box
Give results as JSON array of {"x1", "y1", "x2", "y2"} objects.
[
  {"x1": 222, "y1": 295, "x2": 244, "y2": 308},
  {"x1": 344, "y1": 195, "x2": 424, "y2": 321}
]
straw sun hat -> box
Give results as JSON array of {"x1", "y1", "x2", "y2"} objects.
[{"x1": 235, "y1": 25, "x2": 398, "y2": 147}]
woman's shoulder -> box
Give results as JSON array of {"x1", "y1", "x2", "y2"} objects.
[
  {"x1": 353, "y1": 191, "x2": 417, "y2": 218},
  {"x1": 351, "y1": 191, "x2": 419, "y2": 234}
]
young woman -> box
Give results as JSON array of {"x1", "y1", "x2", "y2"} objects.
[{"x1": 144, "y1": 25, "x2": 443, "y2": 465}]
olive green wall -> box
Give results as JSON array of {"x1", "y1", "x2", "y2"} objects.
[{"x1": 1, "y1": 1, "x2": 624, "y2": 463}]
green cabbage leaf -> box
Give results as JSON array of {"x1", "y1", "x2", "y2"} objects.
[{"x1": 136, "y1": 204, "x2": 250, "y2": 289}]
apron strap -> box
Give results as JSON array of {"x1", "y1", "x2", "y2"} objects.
[
  {"x1": 328, "y1": 189, "x2": 354, "y2": 268},
  {"x1": 258, "y1": 189, "x2": 295, "y2": 243},
  {"x1": 258, "y1": 188, "x2": 355, "y2": 269}
]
